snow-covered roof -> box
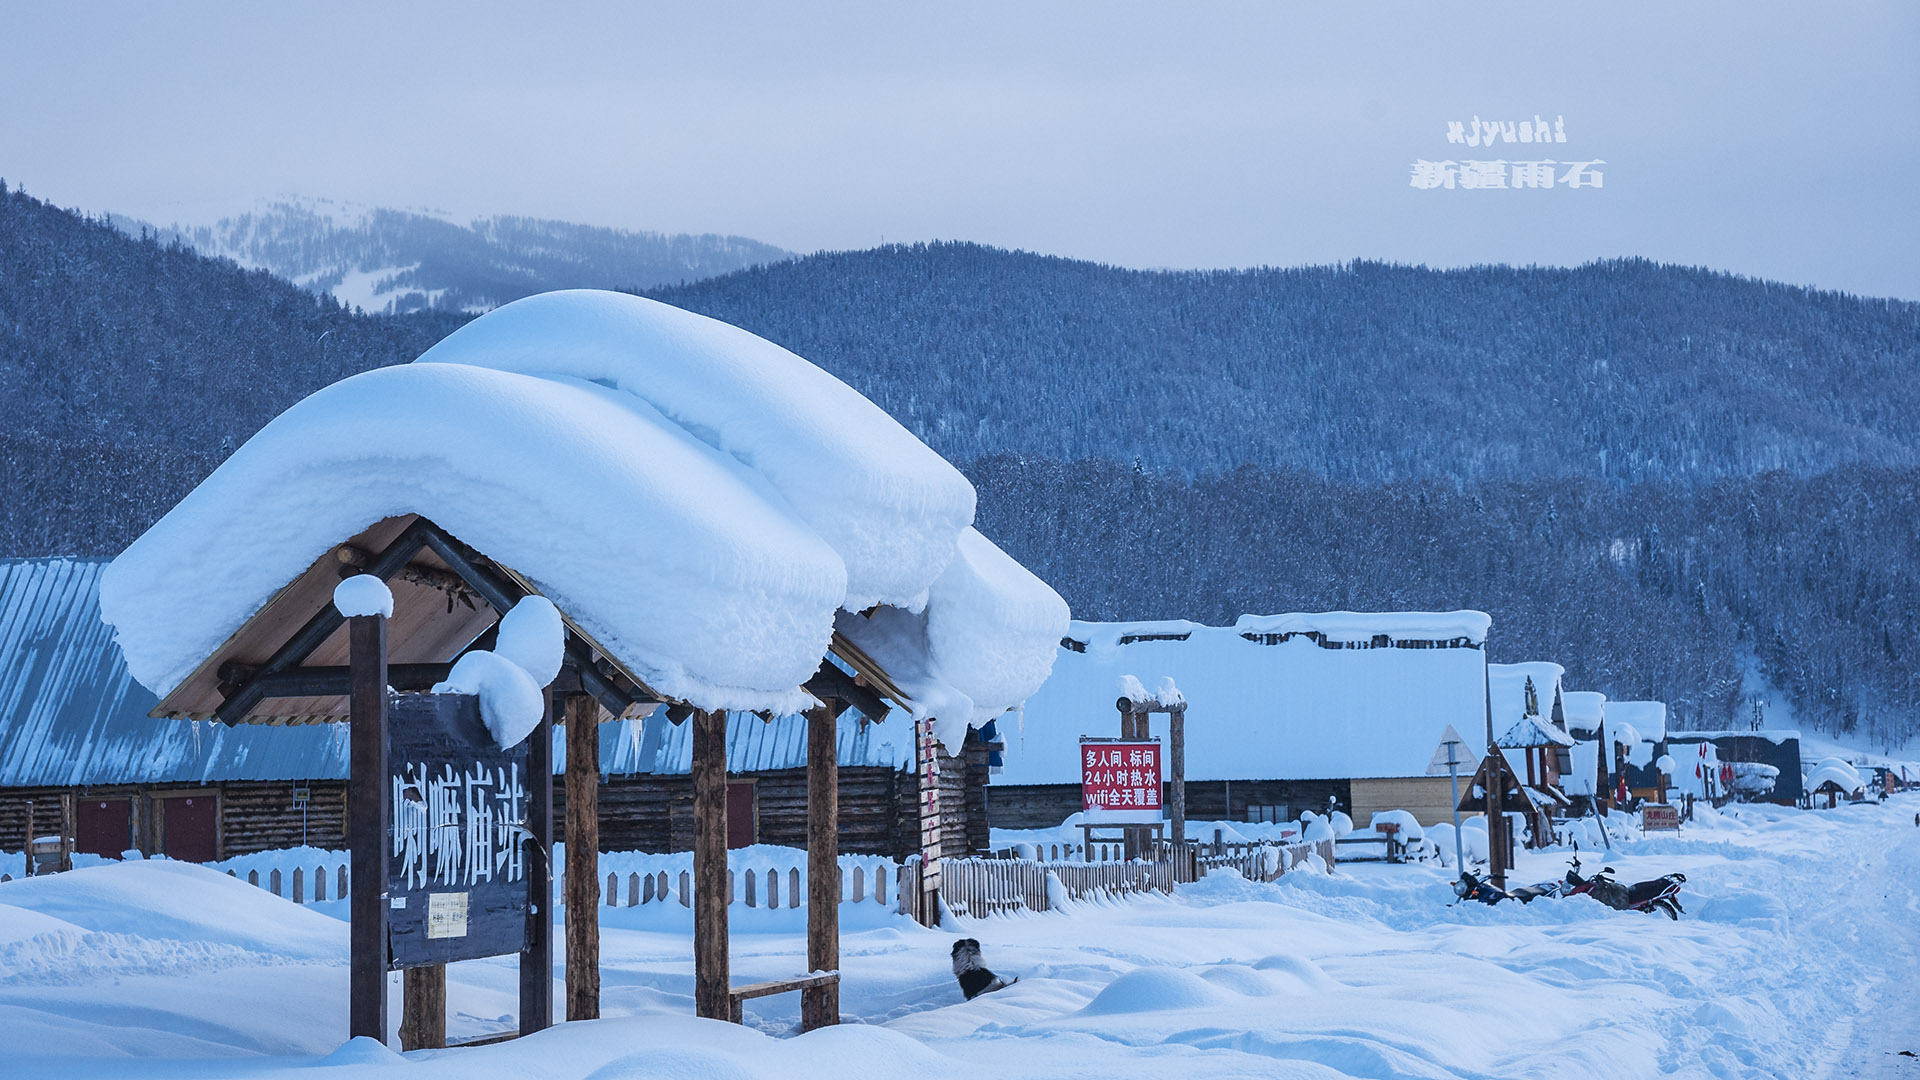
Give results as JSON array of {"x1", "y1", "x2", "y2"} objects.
[
  {"x1": 1069, "y1": 611, "x2": 1491, "y2": 650},
  {"x1": 101, "y1": 290, "x2": 1066, "y2": 730},
  {"x1": 1497, "y1": 714, "x2": 1575, "y2": 749},
  {"x1": 1606, "y1": 700, "x2": 1667, "y2": 742},
  {"x1": 1806, "y1": 759, "x2": 1864, "y2": 794},
  {"x1": 1488, "y1": 661, "x2": 1565, "y2": 736},
  {"x1": 1562, "y1": 691, "x2": 1606, "y2": 736},
  {"x1": 993, "y1": 612, "x2": 1491, "y2": 785},
  {"x1": 1665, "y1": 729, "x2": 1802, "y2": 746}
]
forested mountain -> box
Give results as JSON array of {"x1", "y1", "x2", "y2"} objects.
[
  {"x1": 969, "y1": 457, "x2": 1920, "y2": 747},
  {"x1": 0, "y1": 184, "x2": 468, "y2": 550},
  {"x1": 645, "y1": 244, "x2": 1920, "y2": 486},
  {"x1": 5, "y1": 185, "x2": 1918, "y2": 746},
  {"x1": 112, "y1": 197, "x2": 790, "y2": 314}
]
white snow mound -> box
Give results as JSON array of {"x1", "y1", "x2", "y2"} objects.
[
  {"x1": 432, "y1": 650, "x2": 544, "y2": 749},
  {"x1": 331, "y1": 574, "x2": 393, "y2": 618},
  {"x1": 415, "y1": 289, "x2": 977, "y2": 612}
]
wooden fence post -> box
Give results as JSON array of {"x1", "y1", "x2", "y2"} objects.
[
  {"x1": 803, "y1": 703, "x2": 841, "y2": 1031},
  {"x1": 693, "y1": 708, "x2": 730, "y2": 1020},
  {"x1": 564, "y1": 692, "x2": 601, "y2": 1021},
  {"x1": 348, "y1": 612, "x2": 390, "y2": 1043}
]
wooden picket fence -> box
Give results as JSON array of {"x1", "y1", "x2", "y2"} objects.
[
  {"x1": 597, "y1": 862, "x2": 903, "y2": 913},
  {"x1": 931, "y1": 838, "x2": 1336, "y2": 919},
  {"x1": 224, "y1": 863, "x2": 349, "y2": 903}
]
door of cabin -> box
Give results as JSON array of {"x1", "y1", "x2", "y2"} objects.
[
  {"x1": 75, "y1": 797, "x2": 132, "y2": 857},
  {"x1": 161, "y1": 794, "x2": 219, "y2": 863},
  {"x1": 725, "y1": 781, "x2": 757, "y2": 848}
]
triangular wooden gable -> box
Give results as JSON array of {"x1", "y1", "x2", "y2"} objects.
[
  {"x1": 155, "y1": 514, "x2": 895, "y2": 727},
  {"x1": 1456, "y1": 745, "x2": 1540, "y2": 814}
]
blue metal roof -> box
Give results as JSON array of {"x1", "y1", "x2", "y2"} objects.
[
  {"x1": 595, "y1": 707, "x2": 912, "y2": 776},
  {"x1": 0, "y1": 558, "x2": 910, "y2": 786},
  {"x1": 0, "y1": 558, "x2": 352, "y2": 785}
]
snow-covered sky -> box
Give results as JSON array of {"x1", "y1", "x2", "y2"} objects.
[{"x1": 5, "y1": 2, "x2": 1917, "y2": 298}]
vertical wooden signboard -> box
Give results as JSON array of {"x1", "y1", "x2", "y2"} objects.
[
  {"x1": 387, "y1": 693, "x2": 533, "y2": 968},
  {"x1": 916, "y1": 716, "x2": 942, "y2": 923}
]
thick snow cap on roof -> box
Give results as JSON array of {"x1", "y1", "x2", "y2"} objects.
[
  {"x1": 1068, "y1": 611, "x2": 1491, "y2": 650},
  {"x1": 1562, "y1": 691, "x2": 1606, "y2": 736},
  {"x1": 415, "y1": 289, "x2": 976, "y2": 612},
  {"x1": 102, "y1": 292, "x2": 1065, "y2": 724},
  {"x1": 1605, "y1": 700, "x2": 1668, "y2": 742},
  {"x1": 1489, "y1": 661, "x2": 1564, "y2": 729},
  {"x1": 1806, "y1": 759, "x2": 1864, "y2": 794},
  {"x1": 997, "y1": 612, "x2": 1490, "y2": 785}
]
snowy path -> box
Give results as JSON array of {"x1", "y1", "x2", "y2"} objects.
[{"x1": 1, "y1": 796, "x2": 1916, "y2": 1079}]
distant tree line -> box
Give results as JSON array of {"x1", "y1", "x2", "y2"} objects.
[
  {"x1": 4, "y1": 184, "x2": 1917, "y2": 747},
  {"x1": 968, "y1": 456, "x2": 1920, "y2": 748}
]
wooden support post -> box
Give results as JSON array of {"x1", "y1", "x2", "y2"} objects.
[
  {"x1": 520, "y1": 688, "x2": 555, "y2": 1035},
  {"x1": 692, "y1": 708, "x2": 730, "y2": 1020},
  {"x1": 802, "y1": 703, "x2": 841, "y2": 1031},
  {"x1": 58, "y1": 793, "x2": 74, "y2": 872},
  {"x1": 399, "y1": 966, "x2": 446, "y2": 1050},
  {"x1": 564, "y1": 692, "x2": 601, "y2": 1021},
  {"x1": 1170, "y1": 703, "x2": 1187, "y2": 848},
  {"x1": 348, "y1": 613, "x2": 390, "y2": 1044},
  {"x1": 1118, "y1": 701, "x2": 1147, "y2": 861}
]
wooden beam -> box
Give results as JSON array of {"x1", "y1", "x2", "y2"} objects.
[
  {"x1": 410, "y1": 521, "x2": 645, "y2": 720},
  {"x1": 802, "y1": 660, "x2": 887, "y2": 723},
  {"x1": 219, "y1": 662, "x2": 454, "y2": 698},
  {"x1": 692, "y1": 708, "x2": 730, "y2": 1020},
  {"x1": 348, "y1": 613, "x2": 390, "y2": 1043},
  {"x1": 520, "y1": 687, "x2": 554, "y2": 1036},
  {"x1": 216, "y1": 520, "x2": 431, "y2": 725},
  {"x1": 802, "y1": 703, "x2": 842, "y2": 1031},
  {"x1": 399, "y1": 966, "x2": 446, "y2": 1050},
  {"x1": 563, "y1": 692, "x2": 601, "y2": 1021}
]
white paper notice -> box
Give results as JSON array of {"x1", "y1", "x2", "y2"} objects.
[{"x1": 426, "y1": 892, "x2": 470, "y2": 939}]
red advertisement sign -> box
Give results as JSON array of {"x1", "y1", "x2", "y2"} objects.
[{"x1": 1081, "y1": 739, "x2": 1163, "y2": 823}]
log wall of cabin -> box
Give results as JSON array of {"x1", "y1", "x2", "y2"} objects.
[
  {"x1": 221, "y1": 780, "x2": 348, "y2": 854},
  {"x1": 557, "y1": 766, "x2": 923, "y2": 859},
  {"x1": 0, "y1": 789, "x2": 65, "y2": 853},
  {"x1": 2, "y1": 756, "x2": 984, "y2": 864},
  {"x1": 0, "y1": 780, "x2": 346, "y2": 859}
]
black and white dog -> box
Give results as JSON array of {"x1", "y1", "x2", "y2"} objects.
[{"x1": 951, "y1": 938, "x2": 1017, "y2": 1000}]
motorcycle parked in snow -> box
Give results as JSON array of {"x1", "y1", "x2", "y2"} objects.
[
  {"x1": 1566, "y1": 856, "x2": 1686, "y2": 920},
  {"x1": 1452, "y1": 848, "x2": 1686, "y2": 919}
]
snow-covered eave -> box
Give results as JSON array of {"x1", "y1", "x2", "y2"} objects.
[
  {"x1": 1064, "y1": 609, "x2": 1492, "y2": 652},
  {"x1": 1497, "y1": 715, "x2": 1576, "y2": 748}
]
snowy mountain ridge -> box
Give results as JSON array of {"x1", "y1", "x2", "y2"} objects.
[{"x1": 110, "y1": 195, "x2": 791, "y2": 314}]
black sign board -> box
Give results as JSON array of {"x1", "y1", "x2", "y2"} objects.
[{"x1": 386, "y1": 692, "x2": 533, "y2": 970}]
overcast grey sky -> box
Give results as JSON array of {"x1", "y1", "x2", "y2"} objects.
[{"x1": 4, "y1": 2, "x2": 1916, "y2": 297}]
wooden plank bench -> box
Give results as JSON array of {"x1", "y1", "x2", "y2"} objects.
[{"x1": 726, "y1": 973, "x2": 839, "y2": 1024}]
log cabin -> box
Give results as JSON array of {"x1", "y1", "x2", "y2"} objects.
[
  {"x1": 0, "y1": 557, "x2": 992, "y2": 866},
  {"x1": 988, "y1": 611, "x2": 1493, "y2": 829}
]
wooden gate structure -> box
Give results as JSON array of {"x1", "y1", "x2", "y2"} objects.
[{"x1": 136, "y1": 514, "x2": 904, "y2": 1045}]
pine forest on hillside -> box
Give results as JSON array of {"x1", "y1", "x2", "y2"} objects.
[{"x1": 4, "y1": 184, "x2": 1917, "y2": 747}]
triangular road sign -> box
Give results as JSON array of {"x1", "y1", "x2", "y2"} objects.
[{"x1": 1426, "y1": 724, "x2": 1477, "y2": 776}]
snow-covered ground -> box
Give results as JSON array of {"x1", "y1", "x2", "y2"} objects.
[{"x1": 3, "y1": 796, "x2": 1917, "y2": 1078}]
